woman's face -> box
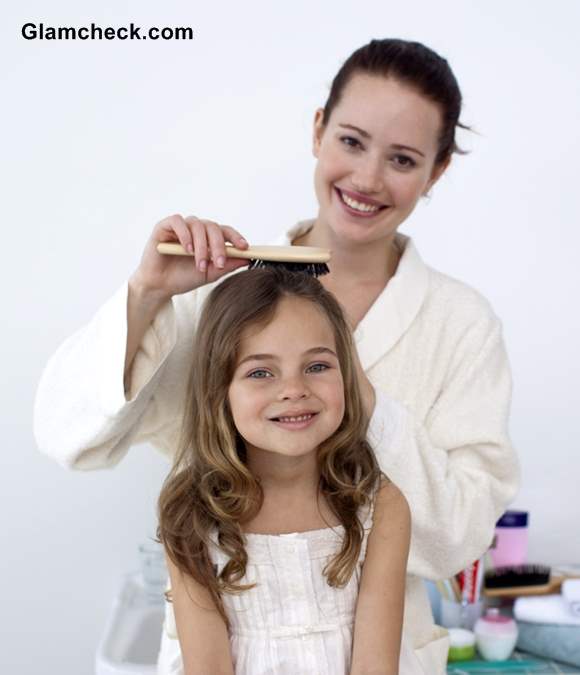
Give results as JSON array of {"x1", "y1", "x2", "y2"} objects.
[{"x1": 312, "y1": 73, "x2": 450, "y2": 246}]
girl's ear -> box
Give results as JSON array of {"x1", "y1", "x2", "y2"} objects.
[{"x1": 312, "y1": 108, "x2": 325, "y2": 158}]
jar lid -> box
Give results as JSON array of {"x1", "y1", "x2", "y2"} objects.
[
  {"x1": 481, "y1": 608, "x2": 512, "y2": 624},
  {"x1": 496, "y1": 510, "x2": 528, "y2": 527},
  {"x1": 448, "y1": 628, "x2": 476, "y2": 647}
]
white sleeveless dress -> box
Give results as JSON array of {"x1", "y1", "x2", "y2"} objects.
[{"x1": 157, "y1": 499, "x2": 423, "y2": 674}]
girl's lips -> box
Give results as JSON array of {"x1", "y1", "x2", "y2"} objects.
[
  {"x1": 270, "y1": 412, "x2": 319, "y2": 431},
  {"x1": 334, "y1": 187, "x2": 390, "y2": 218}
]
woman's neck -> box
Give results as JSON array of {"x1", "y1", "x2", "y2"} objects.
[{"x1": 292, "y1": 217, "x2": 401, "y2": 288}]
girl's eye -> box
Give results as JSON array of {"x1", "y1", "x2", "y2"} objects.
[
  {"x1": 247, "y1": 363, "x2": 330, "y2": 378},
  {"x1": 247, "y1": 369, "x2": 272, "y2": 379},
  {"x1": 307, "y1": 363, "x2": 330, "y2": 373},
  {"x1": 393, "y1": 154, "x2": 416, "y2": 169},
  {"x1": 340, "y1": 135, "x2": 362, "y2": 150}
]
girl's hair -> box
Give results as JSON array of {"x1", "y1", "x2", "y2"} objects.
[
  {"x1": 156, "y1": 267, "x2": 385, "y2": 628},
  {"x1": 322, "y1": 38, "x2": 471, "y2": 165}
]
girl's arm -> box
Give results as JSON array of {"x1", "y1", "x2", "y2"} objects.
[
  {"x1": 165, "y1": 554, "x2": 235, "y2": 675},
  {"x1": 350, "y1": 479, "x2": 411, "y2": 675}
]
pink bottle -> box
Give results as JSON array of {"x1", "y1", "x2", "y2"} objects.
[{"x1": 489, "y1": 510, "x2": 528, "y2": 568}]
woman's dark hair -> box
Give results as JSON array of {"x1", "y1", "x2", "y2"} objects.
[{"x1": 322, "y1": 38, "x2": 471, "y2": 165}]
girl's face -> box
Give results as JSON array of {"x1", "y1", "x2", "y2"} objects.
[
  {"x1": 228, "y1": 296, "x2": 345, "y2": 466},
  {"x1": 312, "y1": 73, "x2": 450, "y2": 246}
]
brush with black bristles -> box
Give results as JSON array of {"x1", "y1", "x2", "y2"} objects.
[
  {"x1": 156, "y1": 242, "x2": 331, "y2": 278},
  {"x1": 483, "y1": 563, "x2": 559, "y2": 597}
]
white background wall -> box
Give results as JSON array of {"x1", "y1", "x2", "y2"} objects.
[{"x1": 2, "y1": 1, "x2": 579, "y2": 673}]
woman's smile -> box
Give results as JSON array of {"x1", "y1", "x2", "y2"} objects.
[{"x1": 334, "y1": 186, "x2": 390, "y2": 219}]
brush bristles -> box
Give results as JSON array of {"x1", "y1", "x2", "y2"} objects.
[
  {"x1": 484, "y1": 564, "x2": 551, "y2": 588},
  {"x1": 247, "y1": 259, "x2": 330, "y2": 277}
]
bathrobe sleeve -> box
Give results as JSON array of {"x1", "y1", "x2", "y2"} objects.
[
  {"x1": 33, "y1": 281, "x2": 190, "y2": 470},
  {"x1": 368, "y1": 316, "x2": 520, "y2": 581}
]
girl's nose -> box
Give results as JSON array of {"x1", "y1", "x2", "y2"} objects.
[{"x1": 278, "y1": 375, "x2": 310, "y2": 400}]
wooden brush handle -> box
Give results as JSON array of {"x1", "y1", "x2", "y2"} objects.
[
  {"x1": 156, "y1": 242, "x2": 331, "y2": 263},
  {"x1": 483, "y1": 574, "x2": 572, "y2": 598}
]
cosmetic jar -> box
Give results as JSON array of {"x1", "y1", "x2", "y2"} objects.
[
  {"x1": 474, "y1": 608, "x2": 518, "y2": 661},
  {"x1": 447, "y1": 628, "x2": 476, "y2": 662}
]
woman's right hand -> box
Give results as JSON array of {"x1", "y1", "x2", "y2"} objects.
[{"x1": 130, "y1": 214, "x2": 251, "y2": 300}]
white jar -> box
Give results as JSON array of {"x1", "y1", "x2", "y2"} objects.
[{"x1": 474, "y1": 608, "x2": 518, "y2": 661}]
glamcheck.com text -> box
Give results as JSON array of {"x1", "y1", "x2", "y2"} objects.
[{"x1": 21, "y1": 23, "x2": 194, "y2": 41}]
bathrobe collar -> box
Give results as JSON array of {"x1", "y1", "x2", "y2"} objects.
[{"x1": 275, "y1": 218, "x2": 429, "y2": 371}]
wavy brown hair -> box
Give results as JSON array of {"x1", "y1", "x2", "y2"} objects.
[{"x1": 156, "y1": 266, "x2": 386, "y2": 628}]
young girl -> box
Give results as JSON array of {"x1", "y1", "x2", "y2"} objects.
[{"x1": 156, "y1": 266, "x2": 415, "y2": 675}]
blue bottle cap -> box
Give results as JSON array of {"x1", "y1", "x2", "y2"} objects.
[{"x1": 496, "y1": 510, "x2": 528, "y2": 527}]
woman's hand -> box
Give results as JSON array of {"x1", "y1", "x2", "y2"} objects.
[{"x1": 130, "y1": 214, "x2": 250, "y2": 301}]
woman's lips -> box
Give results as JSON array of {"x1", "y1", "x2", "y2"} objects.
[{"x1": 334, "y1": 187, "x2": 390, "y2": 218}]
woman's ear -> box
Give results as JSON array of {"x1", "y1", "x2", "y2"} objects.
[
  {"x1": 425, "y1": 155, "x2": 451, "y2": 193},
  {"x1": 312, "y1": 108, "x2": 325, "y2": 158}
]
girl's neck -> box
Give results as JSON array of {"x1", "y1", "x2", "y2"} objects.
[{"x1": 247, "y1": 451, "x2": 320, "y2": 499}]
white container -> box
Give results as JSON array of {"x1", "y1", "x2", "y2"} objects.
[
  {"x1": 95, "y1": 572, "x2": 165, "y2": 675},
  {"x1": 440, "y1": 599, "x2": 483, "y2": 630},
  {"x1": 474, "y1": 608, "x2": 518, "y2": 661}
]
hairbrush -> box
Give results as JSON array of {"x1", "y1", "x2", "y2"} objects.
[{"x1": 156, "y1": 242, "x2": 331, "y2": 277}]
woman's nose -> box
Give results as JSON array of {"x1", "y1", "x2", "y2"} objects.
[{"x1": 351, "y1": 156, "x2": 384, "y2": 193}]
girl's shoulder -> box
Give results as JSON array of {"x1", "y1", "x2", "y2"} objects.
[{"x1": 370, "y1": 477, "x2": 411, "y2": 535}]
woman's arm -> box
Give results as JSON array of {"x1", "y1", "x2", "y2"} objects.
[
  {"x1": 33, "y1": 279, "x2": 182, "y2": 469},
  {"x1": 350, "y1": 479, "x2": 411, "y2": 675},
  {"x1": 364, "y1": 317, "x2": 520, "y2": 580},
  {"x1": 165, "y1": 554, "x2": 235, "y2": 675},
  {"x1": 33, "y1": 216, "x2": 249, "y2": 471},
  {"x1": 124, "y1": 273, "x2": 172, "y2": 393}
]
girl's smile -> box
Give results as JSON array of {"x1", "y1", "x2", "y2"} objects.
[{"x1": 227, "y1": 296, "x2": 345, "y2": 478}]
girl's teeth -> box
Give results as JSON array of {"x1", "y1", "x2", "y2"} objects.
[
  {"x1": 339, "y1": 190, "x2": 381, "y2": 212},
  {"x1": 278, "y1": 414, "x2": 313, "y2": 423}
]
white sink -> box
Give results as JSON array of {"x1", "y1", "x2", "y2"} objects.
[{"x1": 96, "y1": 572, "x2": 165, "y2": 675}]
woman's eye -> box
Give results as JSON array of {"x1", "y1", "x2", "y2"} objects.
[
  {"x1": 340, "y1": 135, "x2": 362, "y2": 150},
  {"x1": 307, "y1": 363, "x2": 329, "y2": 373},
  {"x1": 247, "y1": 369, "x2": 272, "y2": 379},
  {"x1": 393, "y1": 154, "x2": 416, "y2": 168}
]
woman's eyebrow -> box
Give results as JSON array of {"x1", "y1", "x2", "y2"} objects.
[
  {"x1": 237, "y1": 346, "x2": 337, "y2": 367},
  {"x1": 338, "y1": 123, "x2": 425, "y2": 157}
]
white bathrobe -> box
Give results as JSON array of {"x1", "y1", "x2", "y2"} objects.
[{"x1": 34, "y1": 218, "x2": 520, "y2": 673}]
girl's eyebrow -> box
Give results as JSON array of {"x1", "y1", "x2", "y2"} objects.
[
  {"x1": 338, "y1": 123, "x2": 425, "y2": 158},
  {"x1": 237, "y1": 346, "x2": 337, "y2": 367}
]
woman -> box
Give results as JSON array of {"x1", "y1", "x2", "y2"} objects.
[{"x1": 34, "y1": 38, "x2": 520, "y2": 673}]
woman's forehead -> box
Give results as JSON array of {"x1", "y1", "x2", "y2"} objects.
[{"x1": 329, "y1": 73, "x2": 442, "y2": 152}]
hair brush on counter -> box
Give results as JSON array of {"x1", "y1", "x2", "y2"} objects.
[{"x1": 484, "y1": 564, "x2": 563, "y2": 597}]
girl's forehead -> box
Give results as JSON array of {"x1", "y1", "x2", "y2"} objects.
[{"x1": 237, "y1": 297, "x2": 337, "y2": 351}]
